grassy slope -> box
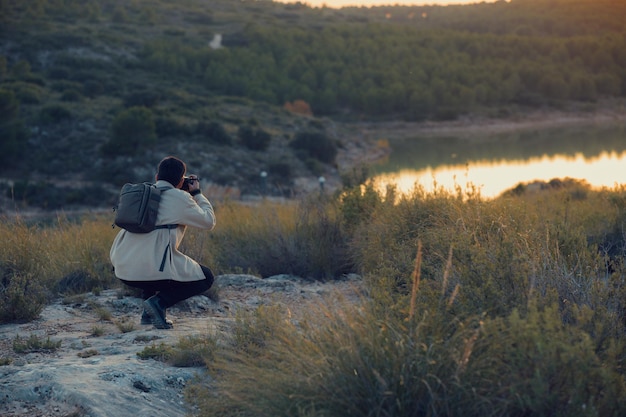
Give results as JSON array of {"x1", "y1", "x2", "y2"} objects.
[{"x1": 0, "y1": 0, "x2": 624, "y2": 214}]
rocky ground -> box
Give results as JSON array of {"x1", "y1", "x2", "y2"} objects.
[{"x1": 0, "y1": 274, "x2": 364, "y2": 417}]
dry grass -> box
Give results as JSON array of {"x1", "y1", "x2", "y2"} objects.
[
  {"x1": 2, "y1": 181, "x2": 626, "y2": 416},
  {"x1": 186, "y1": 182, "x2": 626, "y2": 417},
  {"x1": 193, "y1": 197, "x2": 350, "y2": 279}
]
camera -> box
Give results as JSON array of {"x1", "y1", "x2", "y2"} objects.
[{"x1": 181, "y1": 176, "x2": 199, "y2": 192}]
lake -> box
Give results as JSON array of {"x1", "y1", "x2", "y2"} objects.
[{"x1": 371, "y1": 122, "x2": 626, "y2": 198}]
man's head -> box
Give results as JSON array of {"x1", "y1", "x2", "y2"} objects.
[{"x1": 157, "y1": 156, "x2": 186, "y2": 187}]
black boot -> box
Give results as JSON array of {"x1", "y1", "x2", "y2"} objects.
[
  {"x1": 140, "y1": 309, "x2": 152, "y2": 325},
  {"x1": 143, "y1": 295, "x2": 173, "y2": 329},
  {"x1": 141, "y1": 309, "x2": 172, "y2": 326}
]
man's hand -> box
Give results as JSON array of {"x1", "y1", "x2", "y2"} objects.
[{"x1": 187, "y1": 175, "x2": 200, "y2": 193}]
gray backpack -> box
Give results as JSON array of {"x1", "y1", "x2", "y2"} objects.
[{"x1": 113, "y1": 183, "x2": 177, "y2": 233}]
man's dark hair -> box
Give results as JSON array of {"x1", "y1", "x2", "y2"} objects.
[{"x1": 157, "y1": 156, "x2": 186, "y2": 186}]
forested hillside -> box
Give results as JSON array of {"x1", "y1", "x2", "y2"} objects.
[{"x1": 0, "y1": 0, "x2": 624, "y2": 210}]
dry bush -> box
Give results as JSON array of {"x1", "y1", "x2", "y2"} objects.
[
  {"x1": 284, "y1": 99, "x2": 313, "y2": 116},
  {"x1": 201, "y1": 198, "x2": 350, "y2": 279},
  {"x1": 0, "y1": 214, "x2": 118, "y2": 323},
  {"x1": 0, "y1": 215, "x2": 118, "y2": 292},
  {"x1": 189, "y1": 239, "x2": 626, "y2": 417},
  {"x1": 0, "y1": 272, "x2": 48, "y2": 323},
  {"x1": 187, "y1": 182, "x2": 626, "y2": 416}
]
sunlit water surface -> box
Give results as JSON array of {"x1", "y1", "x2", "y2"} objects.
[
  {"x1": 371, "y1": 124, "x2": 626, "y2": 199},
  {"x1": 375, "y1": 151, "x2": 626, "y2": 198}
]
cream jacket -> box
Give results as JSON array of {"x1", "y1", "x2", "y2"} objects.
[{"x1": 110, "y1": 180, "x2": 216, "y2": 282}]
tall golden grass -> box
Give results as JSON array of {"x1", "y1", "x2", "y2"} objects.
[
  {"x1": 1, "y1": 180, "x2": 626, "y2": 415},
  {"x1": 188, "y1": 181, "x2": 626, "y2": 416},
  {"x1": 0, "y1": 215, "x2": 119, "y2": 322},
  {"x1": 188, "y1": 197, "x2": 351, "y2": 279}
]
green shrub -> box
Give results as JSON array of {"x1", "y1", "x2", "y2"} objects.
[
  {"x1": 339, "y1": 180, "x2": 385, "y2": 231},
  {"x1": 39, "y1": 104, "x2": 72, "y2": 124},
  {"x1": 137, "y1": 343, "x2": 172, "y2": 361},
  {"x1": 47, "y1": 66, "x2": 71, "y2": 80},
  {"x1": 115, "y1": 320, "x2": 136, "y2": 333},
  {"x1": 90, "y1": 302, "x2": 112, "y2": 321},
  {"x1": 238, "y1": 125, "x2": 271, "y2": 151},
  {"x1": 268, "y1": 161, "x2": 293, "y2": 185},
  {"x1": 303, "y1": 157, "x2": 325, "y2": 176},
  {"x1": 13, "y1": 334, "x2": 61, "y2": 353},
  {"x1": 290, "y1": 131, "x2": 338, "y2": 164},
  {"x1": 10, "y1": 60, "x2": 32, "y2": 79},
  {"x1": 82, "y1": 79, "x2": 104, "y2": 97},
  {"x1": 137, "y1": 335, "x2": 216, "y2": 367},
  {"x1": 60, "y1": 89, "x2": 82, "y2": 102},
  {"x1": 207, "y1": 198, "x2": 350, "y2": 279},
  {"x1": 195, "y1": 121, "x2": 232, "y2": 145},
  {"x1": 102, "y1": 106, "x2": 157, "y2": 156},
  {"x1": 155, "y1": 116, "x2": 191, "y2": 138},
  {"x1": 10, "y1": 180, "x2": 66, "y2": 209},
  {"x1": 189, "y1": 256, "x2": 465, "y2": 417},
  {"x1": 0, "y1": 216, "x2": 118, "y2": 316},
  {"x1": 189, "y1": 240, "x2": 626, "y2": 417},
  {"x1": 169, "y1": 335, "x2": 217, "y2": 367},
  {"x1": 50, "y1": 80, "x2": 82, "y2": 92},
  {"x1": 90, "y1": 326, "x2": 105, "y2": 337},
  {"x1": 231, "y1": 305, "x2": 285, "y2": 355},
  {"x1": 465, "y1": 305, "x2": 626, "y2": 416},
  {"x1": 123, "y1": 90, "x2": 161, "y2": 108},
  {"x1": 56, "y1": 270, "x2": 101, "y2": 294},
  {"x1": 0, "y1": 272, "x2": 48, "y2": 324},
  {"x1": 77, "y1": 349, "x2": 99, "y2": 358},
  {"x1": 9, "y1": 81, "x2": 44, "y2": 104},
  {"x1": 0, "y1": 56, "x2": 6, "y2": 80}
]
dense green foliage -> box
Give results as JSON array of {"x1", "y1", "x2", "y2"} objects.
[
  {"x1": 0, "y1": 0, "x2": 624, "y2": 197},
  {"x1": 202, "y1": 19, "x2": 624, "y2": 120},
  {"x1": 134, "y1": 0, "x2": 626, "y2": 120},
  {"x1": 238, "y1": 125, "x2": 272, "y2": 151},
  {"x1": 103, "y1": 106, "x2": 157, "y2": 156},
  {"x1": 291, "y1": 131, "x2": 338, "y2": 164}
]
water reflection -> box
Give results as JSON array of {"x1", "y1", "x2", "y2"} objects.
[
  {"x1": 375, "y1": 150, "x2": 626, "y2": 198},
  {"x1": 372, "y1": 123, "x2": 626, "y2": 199}
]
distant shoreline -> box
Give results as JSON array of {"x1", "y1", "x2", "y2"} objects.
[
  {"x1": 345, "y1": 98, "x2": 626, "y2": 142},
  {"x1": 329, "y1": 98, "x2": 626, "y2": 195},
  {"x1": 3, "y1": 100, "x2": 625, "y2": 217}
]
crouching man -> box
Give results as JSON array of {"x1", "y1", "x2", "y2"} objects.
[{"x1": 110, "y1": 156, "x2": 216, "y2": 329}]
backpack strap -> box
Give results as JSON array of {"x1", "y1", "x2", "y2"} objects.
[
  {"x1": 154, "y1": 186, "x2": 178, "y2": 230},
  {"x1": 154, "y1": 224, "x2": 179, "y2": 230}
]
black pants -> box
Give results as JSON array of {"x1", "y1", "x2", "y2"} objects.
[{"x1": 120, "y1": 265, "x2": 214, "y2": 309}]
